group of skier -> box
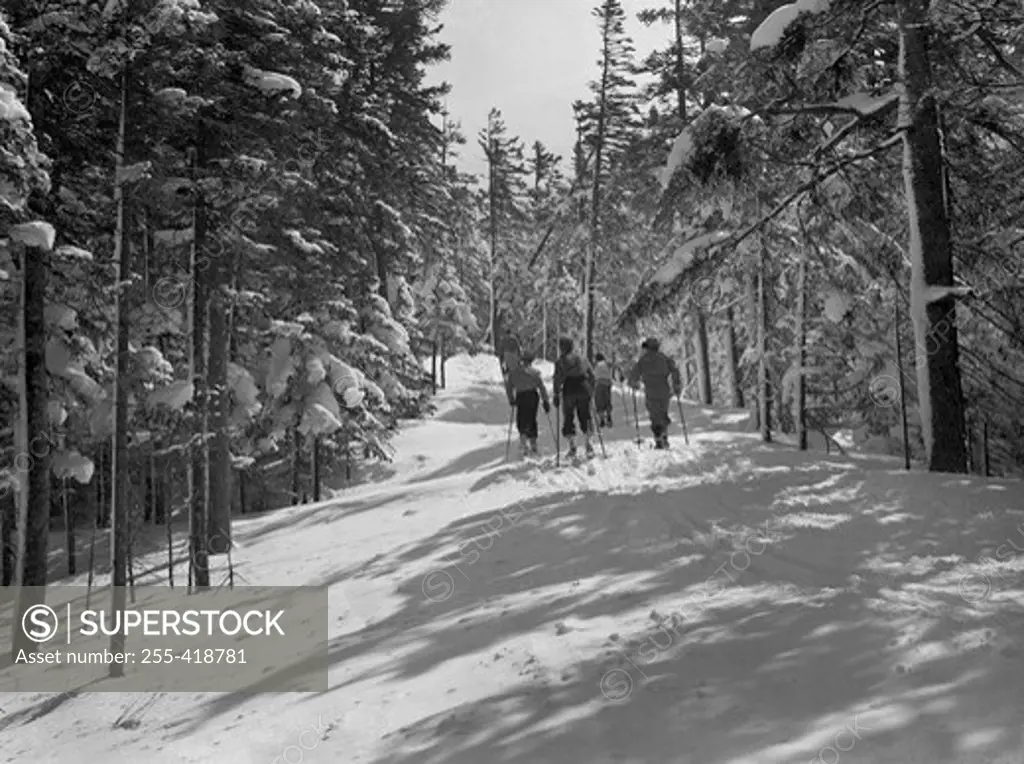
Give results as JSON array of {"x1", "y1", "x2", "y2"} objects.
[{"x1": 498, "y1": 329, "x2": 683, "y2": 459}]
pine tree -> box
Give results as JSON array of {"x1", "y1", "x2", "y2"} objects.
[
  {"x1": 478, "y1": 108, "x2": 527, "y2": 345},
  {"x1": 576, "y1": 0, "x2": 640, "y2": 360}
]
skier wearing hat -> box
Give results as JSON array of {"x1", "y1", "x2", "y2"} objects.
[
  {"x1": 628, "y1": 337, "x2": 682, "y2": 449},
  {"x1": 552, "y1": 337, "x2": 597, "y2": 459},
  {"x1": 505, "y1": 351, "x2": 550, "y2": 457}
]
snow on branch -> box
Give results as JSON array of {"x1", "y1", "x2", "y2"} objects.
[
  {"x1": 705, "y1": 37, "x2": 729, "y2": 54},
  {"x1": 924, "y1": 285, "x2": 974, "y2": 304},
  {"x1": 767, "y1": 91, "x2": 899, "y2": 119},
  {"x1": 750, "y1": 0, "x2": 831, "y2": 51},
  {"x1": 619, "y1": 131, "x2": 903, "y2": 327},
  {"x1": 10, "y1": 221, "x2": 56, "y2": 250},
  {"x1": 0, "y1": 87, "x2": 31, "y2": 123},
  {"x1": 650, "y1": 232, "x2": 732, "y2": 286},
  {"x1": 242, "y1": 65, "x2": 301, "y2": 98},
  {"x1": 660, "y1": 130, "x2": 694, "y2": 191},
  {"x1": 833, "y1": 91, "x2": 899, "y2": 117}
]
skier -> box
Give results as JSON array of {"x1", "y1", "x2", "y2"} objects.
[
  {"x1": 498, "y1": 329, "x2": 521, "y2": 376},
  {"x1": 505, "y1": 351, "x2": 550, "y2": 457},
  {"x1": 628, "y1": 337, "x2": 682, "y2": 449},
  {"x1": 552, "y1": 337, "x2": 596, "y2": 459},
  {"x1": 593, "y1": 353, "x2": 614, "y2": 428}
]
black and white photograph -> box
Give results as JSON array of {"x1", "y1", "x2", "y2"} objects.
[{"x1": 1, "y1": 0, "x2": 1023, "y2": 761}]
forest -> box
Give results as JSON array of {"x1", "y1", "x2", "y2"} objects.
[{"x1": 1, "y1": 0, "x2": 1022, "y2": 664}]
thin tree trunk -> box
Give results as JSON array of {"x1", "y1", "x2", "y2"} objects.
[
  {"x1": 794, "y1": 246, "x2": 807, "y2": 450},
  {"x1": 899, "y1": 0, "x2": 967, "y2": 473},
  {"x1": 2, "y1": 484, "x2": 15, "y2": 586},
  {"x1": 965, "y1": 420, "x2": 974, "y2": 473},
  {"x1": 166, "y1": 468, "x2": 174, "y2": 587},
  {"x1": 109, "y1": 65, "x2": 132, "y2": 674},
  {"x1": 189, "y1": 121, "x2": 211, "y2": 590},
  {"x1": 488, "y1": 121, "x2": 498, "y2": 346},
  {"x1": 291, "y1": 427, "x2": 302, "y2": 506},
  {"x1": 724, "y1": 306, "x2": 743, "y2": 408},
  {"x1": 895, "y1": 297, "x2": 911, "y2": 470},
  {"x1": 431, "y1": 338, "x2": 437, "y2": 394},
  {"x1": 312, "y1": 436, "x2": 321, "y2": 502},
  {"x1": 745, "y1": 269, "x2": 760, "y2": 430},
  {"x1": 206, "y1": 277, "x2": 231, "y2": 555},
  {"x1": 680, "y1": 329, "x2": 693, "y2": 393},
  {"x1": 694, "y1": 312, "x2": 712, "y2": 404},
  {"x1": 11, "y1": 236, "x2": 52, "y2": 658},
  {"x1": 983, "y1": 420, "x2": 990, "y2": 476},
  {"x1": 757, "y1": 241, "x2": 771, "y2": 443},
  {"x1": 439, "y1": 333, "x2": 447, "y2": 389},
  {"x1": 63, "y1": 478, "x2": 75, "y2": 576},
  {"x1": 542, "y1": 298, "x2": 548, "y2": 361},
  {"x1": 238, "y1": 468, "x2": 247, "y2": 515}
]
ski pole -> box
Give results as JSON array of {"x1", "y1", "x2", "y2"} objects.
[
  {"x1": 631, "y1": 389, "x2": 642, "y2": 448},
  {"x1": 590, "y1": 396, "x2": 607, "y2": 458},
  {"x1": 675, "y1": 393, "x2": 690, "y2": 445}
]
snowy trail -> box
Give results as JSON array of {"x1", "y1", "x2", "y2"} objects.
[{"x1": 3, "y1": 353, "x2": 1024, "y2": 763}]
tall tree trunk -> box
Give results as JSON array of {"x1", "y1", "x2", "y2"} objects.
[
  {"x1": 109, "y1": 66, "x2": 132, "y2": 674},
  {"x1": 584, "y1": 11, "x2": 616, "y2": 363},
  {"x1": 206, "y1": 271, "x2": 231, "y2": 555},
  {"x1": 63, "y1": 478, "x2": 75, "y2": 576},
  {"x1": 312, "y1": 437, "x2": 321, "y2": 502},
  {"x1": 898, "y1": 0, "x2": 967, "y2": 473},
  {"x1": 584, "y1": 155, "x2": 605, "y2": 363},
  {"x1": 757, "y1": 241, "x2": 771, "y2": 442},
  {"x1": 291, "y1": 427, "x2": 302, "y2": 506},
  {"x1": 673, "y1": 0, "x2": 687, "y2": 121},
  {"x1": 430, "y1": 337, "x2": 437, "y2": 393},
  {"x1": 487, "y1": 125, "x2": 498, "y2": 347},
  {"x1": 11, "y1": 234, "x2": 52, "y2": 658},
  {"x1": 680, "y1": 329, "x2": 693, "y2": 392},
  {"x1": 542, "y1": 298, "x2": 548, "y2": 361},
  {"x1": 694, "y1": 312, "x2": 712, "y2": 404},
  {"x1": 745, "y1": 269, "x2": 760, "y2": 430},
  {"x1": 895, "y1": 296, "x2": 911, "y2": 470},
  {"x1": 439, "y1": 332, "x2": 447, "y2": 388},
  {"x1": 794, "y1": 245, "x2": 808, "y2": 450},
  {"x1": 724, "y1": 306, "x2": 743, "y2": 408},
  {"x1": 189, "y1": 122, "x2": 210, "y2": 590},
  {"x1": 1, "y1": 489, "x2": 14, "y2": 586}
]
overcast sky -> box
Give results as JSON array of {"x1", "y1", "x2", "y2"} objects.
[{"x1": 425, "y1": 0, "x2": 672, "y2": 181}]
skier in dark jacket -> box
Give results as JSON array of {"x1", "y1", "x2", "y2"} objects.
[
  {"x1": 505, "y1": 352, "x2": 550, "y2": 457},
  {"x1": 628, "y1": 337, "x2": 682, "y2": 449},
  {"x1": 552, "y1": 337, "x2": 596, "y2": 458},
  {"x1": 498, "y1": 329, "x2": 521, "y2": 376}
]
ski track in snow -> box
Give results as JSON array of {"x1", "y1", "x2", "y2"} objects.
[{"x1": 2, "y1": 353, "x2": 1024, "y2": 763}]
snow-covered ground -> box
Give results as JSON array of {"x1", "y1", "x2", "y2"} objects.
[{"x1": 3, "y1": 352, "x2": 1024, "y2": 763}]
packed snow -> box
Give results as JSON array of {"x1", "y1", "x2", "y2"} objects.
[{"x1": 2, "y1": 353, "x2": 1023, "y2": 763}]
